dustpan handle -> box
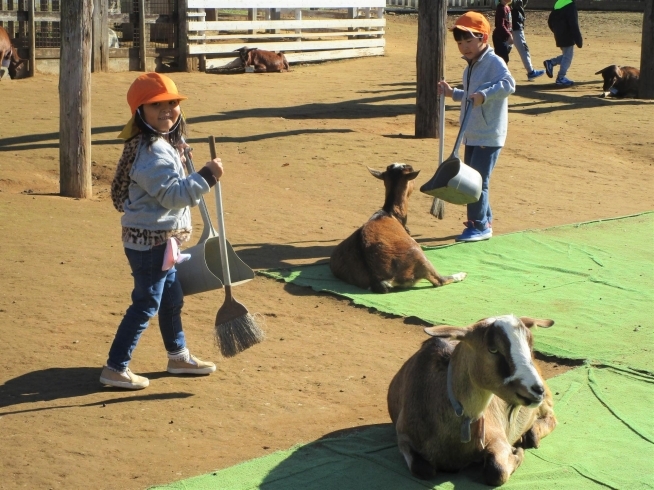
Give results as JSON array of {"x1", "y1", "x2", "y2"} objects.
[
  {"x1": 209, "y1": 136, "x2": 233, "y2": 291},
  {"x1": 183, "y1": 147, "x2": 217, "y2": 241},
  {"x1": 438, "y1": 85, "x2": 445, "y2": 167},
  {"x1": 452, "y1": 98, "x2": 473, "y2": 159}
]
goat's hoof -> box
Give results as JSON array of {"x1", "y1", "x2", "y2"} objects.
[
  {"x1": 452, "y1": 272, "x2": 467, "y2": 282},
  {"x1": 520, "y1": 428, "x2": 540, "y2": 449}
]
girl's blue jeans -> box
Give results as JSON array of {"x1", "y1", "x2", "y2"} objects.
[
  {"x1": 464, "y1": 145, "x2": 502, "y2": 231},
  {"x1": 106, "y1": 244, "x2": 186, "y2": 372}
]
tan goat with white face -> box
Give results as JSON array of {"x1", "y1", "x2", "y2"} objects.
[
  {"x1": 329, "y1": 163, "x2": 466, "y2": 293},
  {"x1": 387, "y1": 315, "x2": 557, "y2": 486}
]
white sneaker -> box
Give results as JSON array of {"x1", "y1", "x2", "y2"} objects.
[{"x1": 100, "y1": 366, "x2": 149, "y2": 389}]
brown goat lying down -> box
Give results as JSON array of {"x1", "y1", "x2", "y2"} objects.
[
  {"x1": 236, "y1": 47, "x2": 289, "y2": 73},
  {"x1": 388, "y1": 315, "x2": 557, "y2": 486},
  {"x1": 595, "y1": 65, "x2": 640, "y2": 98},
  {"x1": 329, "y1": 163, "x2": 466, "y2": 293}
]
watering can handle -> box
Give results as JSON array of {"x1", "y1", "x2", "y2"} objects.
[
  {"x1": 452, "y1": 98, "x2": 474, "y2": 159},
  {"x1": 183, "y1": 147, "x2": 217, "y2": 241}
]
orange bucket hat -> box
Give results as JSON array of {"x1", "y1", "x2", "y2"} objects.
[
  {"x1": 118, "y1": 72, "x2": 188, "y2": 140},
  {"x1": 450, "y1": 11, "x2": 491, "y2": 38}
]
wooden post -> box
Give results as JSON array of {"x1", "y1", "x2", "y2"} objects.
[
  {"x1": 248, "y1": 8, "x2": 257, "y2": 35},
  {"x1": 271, "y1": 8, "x2": 280, "y2": 34},
  {"x1": 415, "y1": 0, "x2": 447, "y2": 138},
  {"x1": 178, "y1": 0, "x2": 191, "y2": 71},
  {"x1": 28, "y1": 0, "x2": 35, "y2": 77},
  {"x1": 295, "y1": 8, "x2": 301, "y2": 35},
  {"x1": 639, "y1": 0, "x2": 653, "y2": 99},
  {"x1": 139, "y1": 0, "x2": 146, "y2": 71},
  {"x1": 59, "y1": 0, "x2": 93, "y2": 199},
  {"x1": 92, "y1": 0, "x2": 109, "y2": 72}
]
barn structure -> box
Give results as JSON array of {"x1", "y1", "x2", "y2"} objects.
[
  {"x1": 1, "y1": 0, "x2": 389, "y2": 75},
  {"x1": 0, "y1": 0, "x2": 645, "y2": 76}
]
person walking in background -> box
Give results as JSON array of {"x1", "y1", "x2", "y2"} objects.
[
  {"x1": 101, "y1": 73, "x2": 224, "y2": 389},
  {"x1": 511, "y1": 0, "x2": 545, "y2": 81},
  {"x1": 543, "y1": 0, "x2": 583, "y2": 86},
  {"x1": 492, "y1": 0, "x2": 514, "y2": 64},
  {"x1": 439, "y1": 12, "x2": 516, "y2": 242}
]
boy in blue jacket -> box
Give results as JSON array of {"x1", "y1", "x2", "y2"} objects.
[
  {"x1": 439, "y1": 12, "x2": 516, "y2": 242},
  {"x1": 543, "y1": 0, "x2": 583, "y2": 86}
]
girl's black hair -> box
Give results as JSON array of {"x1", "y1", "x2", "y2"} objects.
[
  {"x1": 452, "y1": 27, "x2": 484, "y2": 42},
  {"x1": 134, "y1": 104, "x2": 187, "y2": 147}
]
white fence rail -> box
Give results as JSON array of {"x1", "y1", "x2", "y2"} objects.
[
  {"x1": 386, "y1": 0, "x2": 495, "y2": 9},
  {"x1": 187, "y1": 0, "x2": 386, "y2": 70}
]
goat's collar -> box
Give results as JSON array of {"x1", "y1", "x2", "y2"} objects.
[{"x1": 447, "y1": 361, "x2": 486, "y2": 449}]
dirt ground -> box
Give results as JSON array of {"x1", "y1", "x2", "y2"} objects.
[{"x1": 0, "y1": 10, "x2": 652, "y2": 490}]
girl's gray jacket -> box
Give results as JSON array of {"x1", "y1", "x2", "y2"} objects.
[
  {"x1": 121, "y1": 137, "x2": 209, "y2": 235},
  {"x1": 452, "y1": 46, "x2": 515, "y2": 148}
]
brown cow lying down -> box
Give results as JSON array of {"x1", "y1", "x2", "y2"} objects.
[
  {"x1": 594, "y1": 65, "x2": 640, "y2": 98},
  {"x1": 0, "y1": 26, "x2": 25, "y2": 80},
  {"x1": 236, "y1": 47, "x2": 289, "y2": 73}
]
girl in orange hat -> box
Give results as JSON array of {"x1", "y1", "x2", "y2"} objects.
[{"x1": 102, "y1": 73, "x2": 223, "y2": 389}]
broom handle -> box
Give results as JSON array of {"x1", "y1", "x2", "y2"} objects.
[
  {"x1": 183, "y1": 147, "x2": 217, "y2": 238},
  {"x1": 209, "y1": 136, "x2": 234, "y2": 298}
]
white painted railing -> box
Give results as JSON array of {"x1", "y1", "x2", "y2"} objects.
[
  {"x1": 187, "y1": 0, "x2": 387, "y2": 69},
  {"x1": 386, "y1": 0, "x2": 495, "y2": 8}
]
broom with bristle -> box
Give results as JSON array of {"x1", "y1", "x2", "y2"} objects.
[
  {"x1": 209, "y1": 136, "x2": 264, "y2": 357},
  {"x1": 430, "y1": 89, "x2": 447, "y2": 219}
]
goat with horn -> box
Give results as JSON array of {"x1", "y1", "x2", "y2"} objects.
[
  {"x1": 387, "y1": 315, "x2": 557, "y2": 486},
  {"x1": 330, "y1": 163, "x2": 466, "y2": 293}
]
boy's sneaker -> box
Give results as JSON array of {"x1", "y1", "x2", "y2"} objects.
[
  {"x1": 100, "y1": 366, "x2": 149, "y2": 389},
  {"x1": 555, "y1": 76, "x2": 574, "y2": 87},
  {"x1": 527, "y1": 69, "x2": 545, "y2": 81},
  {"x1": 543, "y1": 59, "x2": 554, "y2": 78},
  {"x1": 456, "y1": 226, "x2": 492, "y2": 242},
  {"x1": 167, "y1": 354, "x2": 216, "y2": 375}
]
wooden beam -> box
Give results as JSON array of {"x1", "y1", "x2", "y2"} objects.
[
  {"x1": 59, "y1": 0, "x2": 93, "y2": 198},
  {"x1": 188, "y1": 0, "x2": 386, "y2": 8},
  {"x1": 28, "y1": 0, "x2": 35, "y2": 77},
  {"x1": 92, "y1": 0, "x2": 109, "y2": 72},
  {"x1": 189, "y1": 18, "x2": 385, "y2": 31},
  {"x1": 188, "y1": 37, "x2": 385, "y2": 55},
  {"x1": 178, "y1": 0, "x2": 192, "y2": 71},
  {"x1": 139, "y1": 0, "x2": 146, "y2": 70},
  {"x1": 205, "y1": 46, "x2": 384, "y2": 69}
]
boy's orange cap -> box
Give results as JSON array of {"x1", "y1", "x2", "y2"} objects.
[
  {"x1": 450, "y1": 11, "x2": 491, "y2": 37},
  {"x1": 118, "y1": 72, "x2": 188, "y2": 139}
]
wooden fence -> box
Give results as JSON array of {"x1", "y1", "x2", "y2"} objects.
[
  {"x1": 386, "y1": 0, "x2": 494, "y2": 9},
  {"x1": 183, "y1": 0, "x2": 387, "y2": 71},
  {"x1": 0, "y1": 0, "x2": 646, "y2": 76},
  {"x1": 386, "y1": 0, "x2": 646, "y2": 11}
]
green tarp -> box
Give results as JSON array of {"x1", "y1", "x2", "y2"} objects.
[
  {"x1": 261, "y1": 213, "x2": 654, "y2": 374},
  {"x1": 151, "y1": 365, "x2": 654, "y2": 490},
  {"x1": 150, "y1": 214, "x2": 654, "y2": 490}
]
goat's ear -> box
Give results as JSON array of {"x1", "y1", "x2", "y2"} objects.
[
  {"x1": 615, "y1": 66, "x2": 623, "y2": 77},
  {"x1": 424, "y1": 325, "x2": 469, "y2": 340},
  {"x1": 406, "y1": 170, "x2": 420, "y2": 181},
  {"x1": 367, "y1": 167, "x2": 384, "y2": 180},
  {"x1": 520, "y1": 317, "x2": 554, "y2": 329}
]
